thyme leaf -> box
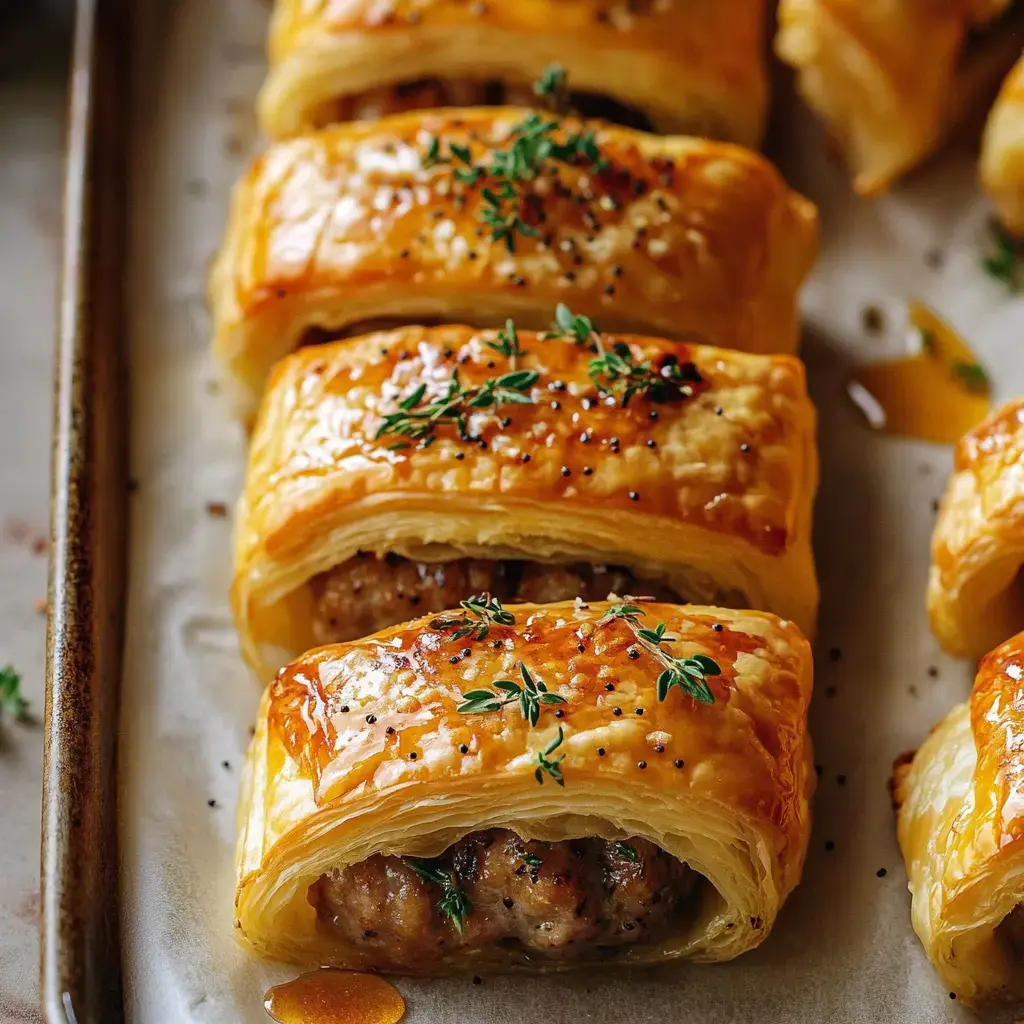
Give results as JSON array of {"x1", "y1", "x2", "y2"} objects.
[
  {"x1": 545, "y1": 302, "x2": 598, "y2": 347},
  {"x1": 614, "y1": 841, "x2": 638, "y2": 863},
  {"x1": 533, "y1": 64, "x2": 567, "y2": 101},
  {"x1": 486, "y1": 319, "x2": 527, "y2": 366},
  {"x1": 375, "y1": 368, "x2": 538, "y2": 447},
  {"x1": 597, "y1": 603, "x2": 647, "y2": 628},
  {"x1": 457, "y1": 662, "x2": 566, "y2": 726},
  {"x1": 951, "y1": 360, "x2": 989, "y2": 393},
  {"x1": 534, "y1": 726, "x2": 567, "y2": 786},
  {"x1": 407, "y1": 858, "x2": 473, "y2": 933},
  {"x1": 983, "y1": 220, "x2": 1022, "y2": 289},
  {"x1": 0, "y1": 665, "x2": 27, "y2": 721},
  {"x1": 431, "y1": 592, "x2": 516, "y2": 642},
  {"x1": 599, "y1": 611, "x2": 720, "y2": 706}
]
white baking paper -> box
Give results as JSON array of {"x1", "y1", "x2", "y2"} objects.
[{"x1": 117, "y1": 2, "x2": 1024, "y2": 1021}]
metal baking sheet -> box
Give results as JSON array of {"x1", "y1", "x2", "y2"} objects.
[{"x1": 101, "y1": 1, "x2": 1024, "y2": 1021}]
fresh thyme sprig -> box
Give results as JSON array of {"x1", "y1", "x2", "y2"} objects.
[
  {"x1": 431, "y1": 592, "x2": 516, "y2": 642},
  {"x1": 535, "y1": 726, "x2": 566, "y2": 786},
  {"x1": 983, "y1": 220, "x2": 1022, "y2": 289},
  {"x1": 457, "y1": 662, "x2": 566, "y2": 726},
  {"x1": 420, "y1": 70, "x2": 608, "y2": 252},
  {"x1": 407, "y1": 859, "x2": 473, "y2": 933},
  {"x1": 598, "y1": 606, "x2": 721, "y2": 705},
  {"x1": 545, "y1": 303, "x2": 699, "y2": 407},
  {"x1": 0, "y1": 665, "x2": 28, "y2": 721},
  {"x1": 375, "y1": 367, "x2": 538, "y2": 448},
  {"x1": 486, "y1": 319, "x2": 527, "y2": 366},
  {"x1": 545, "y1": 302, "x2": 598, "y2": 347},
  {"x1": 597, "y1": 603, "x2": 647, "y2": 628},
  {"x1": 614, "y1": 841, "x2": 638, "y2": 863},
  {"x1": 589, "y1": 342, "x2": 697, "y2": 408},
  {"x1": 533, "y1": 64, "x2": 568, "y2": 105}
]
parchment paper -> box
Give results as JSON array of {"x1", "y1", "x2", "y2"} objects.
[{"x1": 117, "y1": 2, "x2": 1024, "y2": 1021}]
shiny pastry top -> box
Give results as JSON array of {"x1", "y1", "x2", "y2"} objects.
[
  {"x1": 775, "y1": 0, "x2": 1016, "y2": 194},
  {"x1": 927, "y1": 396, "x2": 1024, "y2": 660},
  {"x1": 210, "y1": 107, "x2": 818, "y2": 411},
  {"x1": 265, "y1": 601, "x2": 811, "y2": 831},
  {"x1": 893, "y1": 629, "x2": 1024, "y2": 1002},
  {"x1": 260, "y1": 0, "x2": 769, "y2": 142},
  {"x1": 241, "y1": 326, "x2": 812, "y2": 559},
  {"x1": 982, "y1": 54, "x2": 1024, "y2": 235},
  {"x1": 235, "y1": 601, "x2": 814, "y2": 968}
]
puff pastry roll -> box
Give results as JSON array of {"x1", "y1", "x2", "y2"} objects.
[
  {"x1": 210, "y1": 108, "x2": 819, "y2": 416},
  {"x1": 235, "y1": 600, "x2": 815, "y2": 970},
  {"x1": 927, "y1": 397, "x2": 1024, "y2": 661},
  {"x1": 232, "y1": 324, "x2": 819, "y2": 681},
  {"x1": 775, "y1": 0, "x2": 1018, "y2": 195},
  {"x1": 259, "y1": 0, "x2": 769, "y2": 144},
  {"x1": 982, "y1": 54, "x2": 1024, "y2": 235},
  {"x1": 893, "y1": 630, "x2": 1024, "y2": 1003}
]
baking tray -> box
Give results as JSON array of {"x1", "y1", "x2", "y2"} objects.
[
  {"x1": 40, "y1": 1, "x2": 1024, "y2": 1022},
  {"x1": 40, "y1": 0, "x2": 128, "y2": 1022}
]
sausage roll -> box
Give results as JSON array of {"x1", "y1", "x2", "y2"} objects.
[
  {"x1": 232, "y1": 324, "x2": 819, "y2": 682},
  {"x1": 235, "y1": 600, "x2": 815, "y2": 971},
  {"x1": 893, "y1": 630, "x2": 1024, "y2": 1004},
  {"x1": 258, "y1": 0, "x2": 769, "y2": 144},
  {"x1": 982, "y1": 53, "x2": 1024, "y2": 235},
  {"x1": 927, "y1": 397, "x2": 1024, "y2": 661},
  {"x1": 210, "y1": 108, "x2": 819, "y2": 416},
  {"x1": 775, "y1": 0, "x2": 1018, "y2": 195}
]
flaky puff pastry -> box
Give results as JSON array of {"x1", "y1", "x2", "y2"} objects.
[
  {"x1": 210, "y1": 108, "x2": 819, "y2": 417},
  {"x1": 259, "y1": 0, "x2": 769, "y2": 144},
  {"x1": 982, "y1": 54, "x2": 1024, "y2": 235},
  {"x1": 235, "y1": 601, "x2": 815, "y2": 969},
  {"x1": 232, "y1": 325, "x2": 819, "y2": 681},
  {"x1": 776, "y1": 0, "x2": 1017, "y2": 195},
  {"x1": 928, "y1": 397, "x2": 1024, "y2": 661},
  {"x1": 893, "y1": 630, "x2": 1024, "y2": 1003}
]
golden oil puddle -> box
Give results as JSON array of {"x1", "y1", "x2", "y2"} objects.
[
  {"x1": 847, "y1": 302, "x2": 992, "y2": 443},
  {"x1": 265, "y1": 970, "x2": 405, "y2": 1024}
]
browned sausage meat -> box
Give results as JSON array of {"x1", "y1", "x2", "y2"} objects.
[
  {"x1": 309, "y1": 829, "x2": 698, "y2": 968},
  {"x1": 309, "y1": 554, "x2": 680, "y2": 646}
]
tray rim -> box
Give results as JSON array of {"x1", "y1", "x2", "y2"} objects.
[{"x1": 39, "y1": 0, "x2": 129, "y2": 1020}]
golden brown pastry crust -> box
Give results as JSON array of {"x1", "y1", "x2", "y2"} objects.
[
  {"x1": 982, "y1": 54, "x2": 1024, "y2": 235},
  {"x1": 235, "y1": 600, "x2": 815, "y2": 969},
  {"x1": 775, "y1": 0, "x2": 1014, "y2": 195},
  {"x1": 893, "y1": 630, "x2": 1024, "y2": 1003},
  {"x1": 259, "y1": 0, "x2": 769, "y2": 143},
  {"x1": 927, "y1": 397, "x2": 1024, "y2": 661},
  {"x1": 232, "y1": 325, "x2": 819, "y2": 680},
  {"x1": 210, "y1": 108, "x2": 819, "y2": 415}
]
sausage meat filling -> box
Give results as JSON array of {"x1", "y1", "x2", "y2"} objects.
[
  {"x1": 312, "y1": 78, "x2": 654, "y2": 131},
  {"x1": 309, "y1": 554, "x2": 681, "y2": 646},
  {"x1": 309, "y1": 829, "x2": 698, "y2": 966}
]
